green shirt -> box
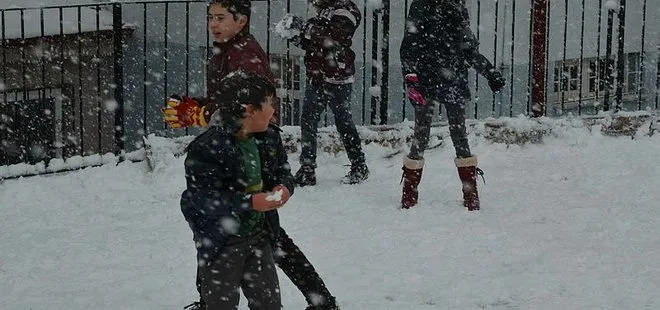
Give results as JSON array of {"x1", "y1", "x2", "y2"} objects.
[{"x1": 236, "y1": 137, "x2": 265, "y2": 236}]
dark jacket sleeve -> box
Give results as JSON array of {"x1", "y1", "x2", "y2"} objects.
[
  {"x1": 457, "y1": 6, "x2": 496, "y2": 79},
  {"x1": 400, "y1": 0, "x2": 426, "y2": 76}
]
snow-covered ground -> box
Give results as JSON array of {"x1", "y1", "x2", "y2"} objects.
[{"x1": 2, "y1": 118, "x2": 660, "y2": 309}]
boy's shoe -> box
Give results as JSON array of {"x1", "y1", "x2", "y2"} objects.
[
  {"x1": 340, "y1": 164, "x2": 369, "y2": 184},
  {"x1": 183, "y1": 300, "x2": 205, "y2": 310},
  {"x1": 295, "y1": 165, "x2": 317, "y2": 187}
]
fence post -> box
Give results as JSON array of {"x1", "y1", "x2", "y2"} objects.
[
  {"x1": 380, "y1": 0, "x2": 389, "y2": 125},
  {"x1": 370, "y1": 8, "x2": 379, "y2": 125},
  {"x1": 603, "y1": 9, "x2": 615, "y2": 111},
  {"x1": 615, "y1": 0, "x2": 626, "y2": 112},
  {"x1": 113, "y1": 3, "x2": 125, "y2": 156},
  {"x1": 530, "y1": 0, "x2": 547, "y2": 117}
]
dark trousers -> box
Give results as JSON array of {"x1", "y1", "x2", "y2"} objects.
[
  {"x1": 408, "y1": 86, "x2": 472, "y2": 160},
  {"x1": 198, "y1": 233, "x2": 281, "y2": 310},
  {"x1": 196, "y1": 228, "x2": 335, "y2": 307},
  {"x1": 299, "y1": 81, "x2": 365, "y2": 168}
]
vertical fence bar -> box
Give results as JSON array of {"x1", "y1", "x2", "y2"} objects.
[
  {"x1": 40, "y1": 9, "x2": 46, "y2": 105},
  {"x1": 402, "y1": 0, "x2": 408, "y2": 121},
  {"x1": 615, "y1": 0, "x2": 626, "y2": 112},
  {"x1": 560, "y1": 0, "x2": 568, "y2": 114},
  {"x1": 596, "y1": 0, "x2": 603, "y2": 102},
  {"x1": 526, "y1": 0, "x2": 533, "y2": 115},
  {"x1": 508, "y1": 0, "x2": 515, "y2": 117},
  {"x1": 96, "y1": 5, "x2": 102, "y2": 152},
  {"x1": 20, "y1": 9, "x2": 27, "y2": 160},
  {"x1": 371, "y1": 8, "x2": 379, "y2": 125},
  {"x1": 143, "y1": 3, "x2": 148, "y2": 134},
  {"x1": 1, "y1": 10, "x2": 5, "y2": 116},
  {"x1": 185, "y1": 2, "x2": 190, "y2": 134},
  {"x1": 163, "y1": 3, "x2": 169, "y2": 125},
  {"x1": 380, "y1": 0, "x2": 389, "y2": 125},
  {"x1": 603, "y1": 9, "x2": 614, "y2": 111},
  {"x1": 656, "y1": 44, "x2": 659, "y2": 109},
  {"x1": 361, "y1": 1, "x2": 367, "y2": 125},
  {"x1": 266, "y1": 0, "x2": 271, "y2": 56},
  {"x1": 492, "y1": 0, "x2": 499, "y2": 115},
  {"x1": 577, "y1": 0, "x2": 585, "y2": 115},
  {"x1": 59, "y1": 7, "x2": 67, "y2": 157},
  {"x1": 1, "y1": 10, "x2": 5, "y2": 165},
  {"x1": 637, "y1": 0, "x2": 647, "y2": 110},
  {"x1": 543, "y1": 0, "x2": 549, "y2": 115},
  {"x1": 286, "y1": 0, "x2": 291, "y2": 127},
  {"x1": 113, "y1": 3, "x2": 125, "y2": 155},
  {"x1": 77, "y1": 7, "x2": 84, "y2": 155},
  {"x1": 475, "y1": 0, "x2": 481, "y2": 118}
]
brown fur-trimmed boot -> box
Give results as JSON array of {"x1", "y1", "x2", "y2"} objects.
[
  {"x1": 455, "y1": 156, "x2": 483, "y2": 211},
  {"x1": 401, "y1": 156, "x2": 424, "y2": 209}
]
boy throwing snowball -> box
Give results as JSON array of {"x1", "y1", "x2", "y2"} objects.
[{"x1": 180, "y1": 71, "x2": 291, "y2": 309}]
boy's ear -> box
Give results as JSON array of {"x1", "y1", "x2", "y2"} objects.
[
  {"x1": 244, "y1": 104, "x2": 256, "y2": 116},
  {"x1": 238, "y1": 15, "x2": 248, "y2": 29}
]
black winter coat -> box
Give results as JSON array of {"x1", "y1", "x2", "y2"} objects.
[
  {"x1": 400, "y1": 0, "x2": 496, "y2": 96},
  {"x1": 180, "y1": 123, "x2": 294, "y2": 262}
]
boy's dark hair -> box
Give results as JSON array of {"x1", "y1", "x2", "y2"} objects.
[
  {"x1": 208, "y1": 0, "x2": 251, "y2": 22},
  {"x1": 214, "y1": 70, "x2": 276, "y2": 124}
]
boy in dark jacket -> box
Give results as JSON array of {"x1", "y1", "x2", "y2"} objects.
[
  {"x1": 277, "y1": 0, "x2": 369, "y2": 186},
  {"x1": 399, "y1": 0, "x2": 506, "y2": 211},
  {"x1": 169, "y1": 2, "x2": 340, "y2": 309},
  {"x1": 181, "y1": 71, "x2": 289, "y2": 309}
]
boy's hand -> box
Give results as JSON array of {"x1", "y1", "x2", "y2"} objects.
[
  {"x1": 162, "y1": 95, "x2": 207, "y2": 128},
  {"x1": 275, "y1": 14, "x2": 305, "y2": 39},
  {"x1": 252, "y1": 185, "x2": 291, "y2": 212}
]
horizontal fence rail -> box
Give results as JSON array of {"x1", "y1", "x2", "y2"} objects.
[{"x1": 0, "y1": 0, "x2": 659, "y2": 177}]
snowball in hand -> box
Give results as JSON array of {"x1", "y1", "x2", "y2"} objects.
[
  {"x1": 275, "y1": 13, "x2": 301, "y2": 39},
  {"x1": 266, "y1": 189, "x2": 284, "y2": 202}
]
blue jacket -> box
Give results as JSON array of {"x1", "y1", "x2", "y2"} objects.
[{"x1": 180, "y1": 122, "x2": 294, "y2": 262}]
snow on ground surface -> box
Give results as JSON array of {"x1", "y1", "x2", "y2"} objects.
[{"x1": 1, "y1": 119, "x2": 660, "y2": 309}]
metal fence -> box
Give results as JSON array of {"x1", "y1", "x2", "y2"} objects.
[{"x1": 1, "y1": 0, "x2": 659, "y2": 174}]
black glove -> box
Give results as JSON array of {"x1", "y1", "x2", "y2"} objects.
[{"x1": 487, "y1": 71, "x2": 506, "y2": 93}]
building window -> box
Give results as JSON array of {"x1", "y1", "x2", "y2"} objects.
[
  {"x1": 626, "y1": 52, "x2": 641, "y2": 94},
  {"x1": 588, "y1": 58, "x2": 609, "y2": 93},
  {"x1": 553, "y1": 62, "x2": 579, "y2": 92},
  {"x1": 270, "y1": 54, "x2": 302, "y2": 91}
]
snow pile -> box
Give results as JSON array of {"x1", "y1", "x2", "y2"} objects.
[{"x1": 3, "y1": 113, "x2": 658, "y2": 179}]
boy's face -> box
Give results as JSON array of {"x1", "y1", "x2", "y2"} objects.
[
  {"x1": 244, "y1": 96, "x2": 275, "y2": 133},
  {"x1": 208, "y1": 4, "x2": 247, "y2": 43}
]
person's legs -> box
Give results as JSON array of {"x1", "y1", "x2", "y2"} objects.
[
  {"x1": 241, "y1": 235, "x2": 282, "y2": 310},
  {"x1": 441, "y1": 88, "x2": 471, "y2": 159},
  {"x1": 299, "y1": 82, "x2": 326, "y2": 169},
  {"x1": 407, "y1": 103, "x2": 435, "y2": 160},
  {"x1": 325, "y1": 83, "x2": 365, "y2": 167},
  {"x1": 401, "y1": 102, "x2": 435, "y2": 208},
  {"x1": 198, "y1": 243, "x2": 248, "y2": 310},
  {"x1": 440, "y1": 87, "x2": 481, "y2": 211},
  {"x1": 325, "y1": 83, "x2": 368, "y2": 184},
  {"x1": 296, "y1": 82, "x2": 327, "y2": 186},
  {"x1": 273, "y1": 228, "x2": 337, "y2": 308}
]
